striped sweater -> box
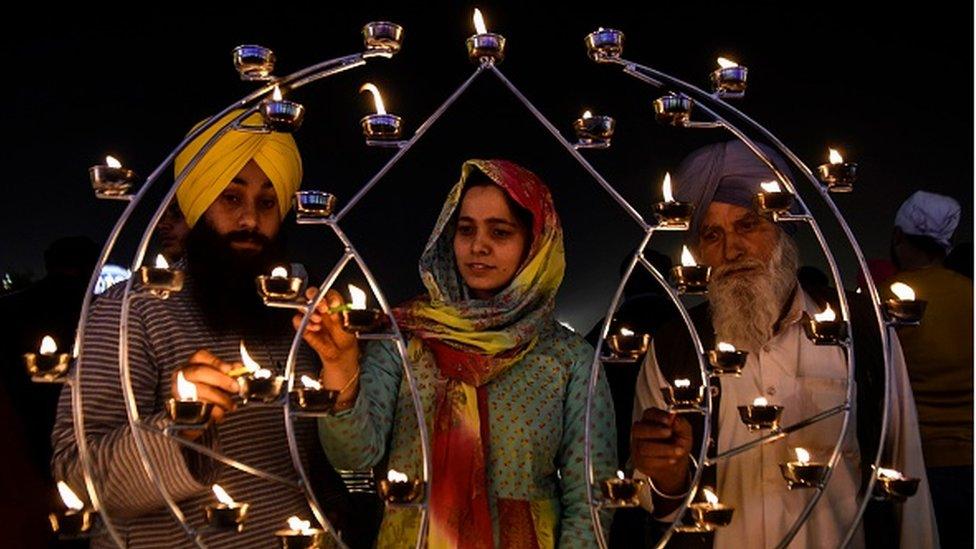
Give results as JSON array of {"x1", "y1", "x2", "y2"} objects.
[{"x1": 51, "y1": 274, "x2": 342, "y2": 548}]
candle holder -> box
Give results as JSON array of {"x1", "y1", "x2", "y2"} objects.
[
  {"x1": 340, "y1": 309, "x2": 387, "y2": 334},
  {"x1": 360, "y1": 113, "x2": 403, "y2": 145},
  {"x1": 584, "y1": 28, "x2": 624, "y2": 62},
  {"x1": 256, "y1": 273, "x2": 307, "y2": 309},
  {"x1": 24, "y1": 351, "x2": 71, "y2": 382},
  {"x1": 652, "y1": 200, "x2": 695, "y2": 230},
  {"x1": 89, "y1": 164, "x2": 137, "y2": 200},
  {"x1": 362, "y1": 22, "x2": 403, "y2": 54},
  {"x1": 884, "y1": 298, "x2": 927, "y2": 325},
  {"x1": 275, "y1": 527, "x2": 327, "y2": 548},
  {"x1": 238, "y1": 372, "x2": 286, "y2": 405},
  {"x1": 599, "y1": 476, "x2": 646, "y2": 507},
  {"x1": 779, "y1": 460, "x2": 828, "y2": 489},
  {"x1": 873, "y1": 474, "x2": 920, "y2": 503},
  {"x1": 707, "y1": 348, "x2": 748, "y2": 377},
  {"x1": 736, "y1": 403, "x2": 784, "y2": 431},
  {"x1": 232, "y1": 45, "x2": 275, "y2": 81},
  {"x1": 754, "y1": 191, "x2": 796, "y2": 220},
  {"x1": 710, "y1": 65, "x2": 748, "y2": 98},
  {"x1": 165, "y1": 398, "x2": 213, "y2": 429},
  {"x1": 139, "y1": 265, "x2": 185, "y2": 298},
  {"x1": 671, "y1": 265, "x2": 711, "y2": 295},
  {"x1": 205, "y1": 502, "x2": 250, "y2": 532},
  {"x1": 817, "y1": 161, "x2": 857, "y2": 193},
  {"x1": 260, "y1": 96, "x2": 305, "y2": 133},
  {"x1": 377, "y1": 477, "x2": 425, "y2": 505},
  {"x1": 606, "y1": 333, "x2": 650, "y2": 359},
  {"x1": 801, "y1": 313, "x2": 849, "y2": 345},
  {"x1": 466, "y1": 33, "x2": 505, "y2": 64},
  {"x1": 289, "y1": 386, "x2": 340, "y2": 415},
  {"x1": 48, "y1": 508, "x2": 94, "y2": 539},
  {"x1": 293, "y1": 191, "x2": 337, "y2": 222},
  {"x1": 572, "y1": 114, "x2": 615, "y2": 149},
  {"x1": 671, "y1": 524, "x2": 715, "y2": 543},
  {"x1": 689, "y1": 501, "x2": 735, "y2": 528},
  {"x1": 653, "y1": 93, "x2": 693, "y2": 127},
  {"x1": 661, "y1": 384, "x2": 705, "y2": 413}
]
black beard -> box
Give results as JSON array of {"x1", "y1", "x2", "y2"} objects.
[{"x1": 185, "y1": 220, "x2": 292, "y2": 337}]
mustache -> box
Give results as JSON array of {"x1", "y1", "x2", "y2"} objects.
[
  {"x1": 712, "y1": 258, "x2": 766, "y2": 280},
  {"x1": 223, "y1": 230, "x2": 271, "y2": 247}
]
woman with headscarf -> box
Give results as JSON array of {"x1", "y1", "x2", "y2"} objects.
[{"x1": 300, "y1": 159, "x2": 617, "y2": 548}]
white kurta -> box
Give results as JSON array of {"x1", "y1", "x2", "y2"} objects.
[{"x1": 632, "y1": 289, "x2": 939, "y2": 548}]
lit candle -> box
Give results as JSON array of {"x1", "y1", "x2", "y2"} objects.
[
  {"x1": 803, "y1": 303, "x2": 848, "y2": 345},
  {"x1": 652, "y1": 172, "x2": 694, "y2": 228},
  {"x1": 710, "y1": 56, "x2": 748, "y2": 97},
  {"x1": 671, "y1": 246, "x2": 711, "y2": 294},
  {"x1": 872, "y1": 466, "x2": 920, "y2": 502},
  {"x1": 276, "y1": 515, "x2": 325, "y2": 547},
  {"x1": 653, "y1": 92, "x2": 693, "y2": 127},
  {"x1": 89, "y1": 155, "x2": 137, "y2": 199},
  {"x1": 606, "y1": 326, "x2": 649, "y2": 358},
  {"x1": 260, "y1": 85, "x2": 305, "y2": 133},
  {"x1": 49, "y1": 481, "x2": 93, "y2": 538},
  {"x1": 378, "y1": 469, "x2": 424, "y2": 504},
  {"x1": 600, "y1": 469, "x2": 645, "y2": 507},
  {"x1": 359, "y1": 83, "x2": 402, "y2": 142},
  {"x1": 708, "y1": 340, "x2": 748, "y2": 376},
  {"x1": 139, "y1": 253, "x2": 184, "y2": 297},
  {"x1": 466, "y1": 8, "x2": 506, "y2": 63},
  {"x1": 885, "y1": 282, "x2": 927, "y2": 324},
  {"x1": 289, "y1": 373, "x2": 338, "y2": 413},
  {"x1": 165, "y1": 371, "x2": 213, "y2": 427},
  {"x1": 236, "y1": 341, "x2": 284, "y2": 405},
  {"x1": 205, "y1": 484, "x2": 249, "y2": 531},
  {"x1": 753, "y1": 180, "x2": 795, "y2": 218},
  {"x1": 780, "y1": 447, "x2": 828, "y2": 489},
  {"x1": 737, "y1": 395, "x2": 783, "y2": 431},
  {"x1": 572, "y1": 109, "x2": 615, "y2": 147},
  {"x1": 689, "y1": 487, "x2": 735, "y2": 528},
  {"x1": 340, "y1": 284, "x2": 386, "y2": 334},
  {"x1": 817, "y1": 147, "x2": 857, "y2": 192}
]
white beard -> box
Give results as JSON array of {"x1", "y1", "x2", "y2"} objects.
[{"x1": 708, "y1": 234, "x2": 799, "y2": 353}]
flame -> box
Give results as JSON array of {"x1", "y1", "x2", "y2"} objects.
[
  {"x1": 795, "y1": 447, "x2": 811, "y2": 464},
  {"x1": 680, "y1": 245, "x2": 698, "y2": 267},
  {"x1": 387, "y1": 469, "x2": 409, "y2": 483},
  {"x1": 473, "y1": 8, "x2": 488, "y2": 34},
  {"x1": 582, "y1": 110, "x2": 593, "y2": 119},
  {"x1": 154, "y1": 254, "x2": 169, "y2": 269},
  {"x1": 753, "y1": 396, "x2": 769, "y2": 406},
  {"x1": 212, "y1": 484, "x2": 235, "y2": 506},
  {"x1": 814, "y1": 304, "x2": 837, "y2": 322},
  {"x1": 272, "y1": 85, "x2": 283, "y2": 102},
  {"x1": 829, "y1": 148, "x2": 844, "y2": 165},
  {"x1": 301, "y1": 375, "x2": 322, "y2": 390},
  {"x1": 760, "y1": 180, "x2": 782, "y2": 194},
  {"x1": 619, "y1": 327, "x2": 635, "y2": 337},
  {"x1": 348, "y1": 284, "x2": 367, "y2": 310},
  {"x1": 717, "y1": 57, "x2": 738, "y2": 69},
  {"x1": 890, "y1": 282, "x2": 915, "y2": 301},
  {"x1": 703, "y1": 487, "x2": 719, "y2": 505},
  {"x1": 271, "y1": 266, "x2": 289, "y2": 278},
  {"x1": 716, "y1": 341, "x2": 736, "y2": 352},
  {"x1": 359, "y1": 83, "x2": 387, "y2": 116},
  {"x1": 239, "y1": 341, "x2": 260, "y2": 373},
  {"x1": 105, "y1": 155, "x2": 122, "y2": 169},
  {"x1": 57, "y1": 481, "x2": 85, "y2": 511},
  {"x1": 662, "y1": 172, "x2": 674, "y2": 203},
  {"x1": 40, "y1": 335, "x2": 58, "y2": 355},
  {"x1": 176, "y1": 371, "x2": 197, "y2": 401},
  {"x1": 253, "y1": 368, "x2": 273, "y2": 380},
  {"x1": 876, "y1": 467, "x2": 906, "y2": 480},
  {"x1": 287, "y1": 516, "x2": 313, "y2": 533},
  {"x1": 674, "y1": 378, "x2": 691, "y2": 388},
  {"x1": 616, "y1": 470, "x2": 626, "y2": 480}
]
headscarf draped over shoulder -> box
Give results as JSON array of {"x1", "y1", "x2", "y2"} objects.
[{"x1": 174, "y1": 109, "x2": 303, "y2": 228}]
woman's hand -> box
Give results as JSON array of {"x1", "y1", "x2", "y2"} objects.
[{"x1": 292, "y1": 288, "x2": 361, "y2": 400}]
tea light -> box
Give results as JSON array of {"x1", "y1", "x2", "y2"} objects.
[
  {"x1": 872, "y1": 467, "x2": 920, "y2": 502},
  {"x1": 378, "y1": 469, "x2": 425, "y2": 504},
  {"x1": 256, "y1": 266, "x2": 306, "y2": 309},
  {"x1": 709, "y1": 57, "x2": 748, "y2": 98},
  {"x1": 779, "y1": 447, "x2": 828, "y2": 489},
  {"x1": 817, "y1": 148, "x2": 857, "y2": 193},
  {"x1": 606, "y1": 327, "x2": 650, "y2": 358},
  {"x1": 599, "y1": 470, "x2": 646, "y2": 507},
  {"x1": 466, "y1": 8, "x2": 505, "y2": 64},
  {"x1": 671, "y1": 246, "x2": 711, "y2": 294},
  {"x1": 661, "y1": 378, "x2": 705, "y2": 413},
  {"x1": 275, "y1": 516, "x2": 326, "y2": 548},
  {"x1": 237, "y1": 341, "x2": 285, "y2": 405},
  {"x1": 362, "y1": 21, "x2": 404, "y2": 54},
  {"x1": 204, "y1": 484, "x2": 249, "y2": 532},
  {"x1": 884, "y1": 282, "x2": 927, "y2": 325},
  {"x1": 260, "y1": 86, "x2": 305, "y2": 133},
  {"x1": 754, "y1": 180, "x2": 796, "y2": 219},
  {"x1": 653, "y1": 93, "x2": 693, "y2": 127},
  {"x1": 359, "y1": 83, "x2": 403, "y2": 143},
  {"x1": 48, "y1": 481, "x2": 93, "y2": 539},
  {"x1": 89, "y1": 155, "x2": 137, "y2": 199},
  {"x1": 584, "y1": 27, "x2": 624, "y2": 62},
  {"x1": 166, "y1": 371, "x2": 213, "y2": 428},
  {"x1": 652, "y1": 173, "x2": 695, "y2": 229},
  {"x1": 293, "y1": 191, "x2": 337, "y2": 221},
  {"x1": 289, "y1": 375, "x2": 339, "y2": 414},
  {"x1": 802, "y1": 304, "x2": 849, "y2": 345},
  {"x1": 340, "y1": 284, "x2": 386, "y2": 334},
  {"x1": 231, "y1": 45, "x2": 275, "y2": 81},
  {"x1": 139, "y1": 254, "x2": 185, "y2": 298},
  {"x1": 689, "y1": 487, "x2": 735, "y2": 528},
  {"x1": 24, "y1": 335, "x2": 71, "y2": 381},
  {"x1": 572, "y1": 110, "x2": 615, "y2": 148},
  {"x1": 707, "y1": 341, "x2": 748, "y2": 376},
  {"x1": 737, "y1": 396, "x2": 784, "y2": 431}
]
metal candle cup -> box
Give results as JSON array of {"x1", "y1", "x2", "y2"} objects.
[
  {"x1": 139, "y1": 266, "x2": 184, "y2": 298},
  {"x1": 238, "y1": 373, "x2": 285, "y2": 404},
  {"x1": 466, "y1": 33, "x2": 505, "y2": 63},
  {"x1": 817, "y1": 162, "x2": 857, "y2": 193},
  {"x1": 779, "y1": 461, "x2": 828, "y2": 489},
  {"x1": 653, "y1": 93, "x2": 693, "y2": 127},
  {"x1": 289, "y1": 387, "x2": 339, "y2": 413},
  {"x1": 260, "y1": 98, "x2": 305, "y2": 133},
  {"x1": 661, "y1": 384, "x2": 705, "y2": 412},
  {"x1": 606, "y1": 333, "x2": 650, "y2": 358},
  {"x1": 710, "y1": 65, "x2": 748, "y2": 97},
  {"x1": 232, "y1": 45, "x2": 275, "y2": 81},
  {"x1": 377, "y1": 478, "x2": 425, "y2": 504},
  {"x1": 165, "y1": 398, "x2": 213, "y2": 427},
  {"x1": 707, "y1": 349, "x2": 748, "y2": 376},
  {"x1": 874, "y1": 476, "x2": 920, "y2": 502},
  {"x1": 884, "y1": 298, "x2": 927, "y2": 325},
  {"x1": 802, "y1": 315, "x2": 849, "y2": 345},
  {"x1": 205, "y1": 502, "x2": 249, "y2": 532},
  {"x1": 737, "y1": 404, "x2": 784, "y2": 431},
  {"x1": 754, "y1": 192, "x2": 795, "y2": 218},
  {"x1": 293, "y1": 191, "x2": 336, "y2": 221},
  {"x1": 573, "y1": 115, "x2": 615, "y2": 147},
  {"x1": 48, "y1": 509, "x2": 94, "y2": 539},
  {"x1": 89, "y1": 164, "x2": 137, "y2": 199},
  {"x1": 599, "y1": 477, "x2": 646, "y2": 507},
  {"x1": 340, "y1": 309, "x2": 386, "y2": 334},
  {"x1": 256, "y1": 275, "x2": 304, "y2": 302},
  {"x1": 671, "y1": 265, "x2": 711, "y2": 295},
  {"x1": 584, "y1": 28, "x2": 624, "y2": 62},
  {"x1": 689, "y1": 502, "x2": 735, "y2": 528},
  {"x1": 275, "y1": 528, "x2": 327, "y2": 549},
  {"x1": 652, "y1": 201, "x2": 694, "y2": 228},
  {"x1": 360, "y1": 114, "x2": 403, "y2": 141},
  {"x1": 24, "y1": 352, "x2": 71, "y2": 380},
  {"x1": 363, "y1": 22, "x2": 404, "y2": 54}
]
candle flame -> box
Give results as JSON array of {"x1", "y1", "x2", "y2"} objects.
[
  {"x1": 674, "y1": 378, "x2": 691, "y2": 388},
  {"x1": 348, "y1": 284, "x2": 367, "y2": 310},
  {"x1": 829, "y1": 148, "x2": 844, "y2": 165},
  {"x1": 795, "y1": 447, "x2": 811, "y2": 464},
  {"x1": 760, "y1": 180, "x2": 782, "y2": 193},
  {"x1": 753, "y1": 396, "x2": 769, "y2": 406},
  {"x1": 473, "y1": 8, "x2": 488, "y2": 34},
  {"x1": 616, "y1": 470, "x2": 625, "y2": 480},
  {"x1": 703, "y1": 487, "x2": 719, "y2": 505},
  {"x1": 680, "y1": 245, "x2": 698, "y2": 267},
  {"x1": 876, "y1": 467, "x2": 906, "y2": 480},
  {"x1": 582, "y1": 110, "x2": 593, "y2": 119},
  {"x1": 359, "y1": 83, "x2": 387, "y2": 116},
  {"x1": 716, "y1": 341, "x2": 736, "y2": 352},
  {"x1": 40, "y1": 335, "x2": 58, "y2": 355},
  {"x1": 176, "y1": 371, "x2": 197, "y2": 401},
  {"x1": 57, "y1": 481, "x2": 85, "y2": 511},
  {"x1": 301, "y1": 375, "x2": 322, "y2": 390},
  {"x1": 105, "y1": 155, "x2": 122, "y2": 169},
  {"x1": 619, "y1": 327, "x2": 635, "y2": 337},
  {"x1": 212, "y1": 484, "x2": 235, "y2": 505},
  {"x1": 890, "y1": 282, "x2": 915, "y2": 301},
  {"x1": 662, "y1": 172, "x2": 674, "y2": 203},
  {"x1": 717, "y1": 57, "x2": 738, "y2": 69},
  {"x1": 272, "y1": 85, "x2": 283, "y2": 102},
  {"x1": 253, "y1": 368, "x2": 273, "y2": 380},
  {"x1": 271, "y1": 266, "x2": 289, "y2": 278},
  {"x1": 239, "y1": 341, "x2": 260, "y2": 373},
  {"x1": 287, "y1": 516, "x2": 312, "y2": 533},
  {"x1": 154, "y1": 254, "x2": 169, "y2": 269},
  {"x1": 814, "y1": 304, "x2": 836, "y2": 322},
  {"x1": 387, "y1": 469, "x2": 409, "y2": 483}
]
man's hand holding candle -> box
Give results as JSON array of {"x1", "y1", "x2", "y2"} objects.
[
  {"x1": 293, "y1": 288, "x2": 361, "y2": 406},
  {"x1": 631, "y1": 407, "x2": 694, "y2": 516}
]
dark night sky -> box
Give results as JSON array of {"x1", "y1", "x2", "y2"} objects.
[{"x1": 3, "y1": 2, "x2": 972, "y2": 333}]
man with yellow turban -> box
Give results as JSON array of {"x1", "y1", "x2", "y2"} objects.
[{"x1": 52, "y1": 110, "x2": 358, "y2": 547}]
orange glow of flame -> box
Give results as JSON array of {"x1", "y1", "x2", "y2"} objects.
[
  {"x1": 359, "y1": 83, "x2": 387, "y2": 115},
  {"x1": 717, "y1": 57, "x2": 738, "y2": 69},
  {"x1": 662, "y1": 172, "x2": 674, "y2": 203},
  {"x1": 286, "y1": 516, "x2": 313, "y2": 533},
  {"x1": 239, "y1": 341, "x2": 261, "y2": 374},
  {"x1": 760, "y1": 180, "x2": 782, "y2": 193},
  {"x1": 619, "y1": 327, "x2": 635, "y2": 337},
  {"x1": 154, "y1": 254, "x2": 169, "y2": 269},
  {"x1": 176, "y1": 371, "x2": 197, "y2": 401},
  {"x1": 348, "y1": 284, "x2": 367, "y2": 310},
  {"x1": 582, "y1": 110, "x2": 593, "y2": 119},
  {"x1": 890, "y1": 282, "x2": 915, "y2": 301},
  {"x1": 717, "y1": 341, "x2": 735, "y2": 352},
  {"x1": 473, "y1": 8, "x2": 488, "y2": 34},
  {"x1": 876, "y1": 467, "x2": 906, "y2": 480},
  {"x1": 212, "y1": 484, "x2": 235, "y2": 505},
  {"x1": 795, "y1": 447, "x2": 811, "y2": 464},
  {"x1": 57, "y1": 481, "x2": 85, "y2": 511},
  {"x1": 40, "y1": 335, "x2": 58, "y2": 355},
  {"x1": 616, "y1": 470, "x2": 626, "y2": 480},
  {"x1": 680, "y1": 245, "x2": 698, "y2": 267},
  {"x1": 105, "y1": 155, "x2": 122, "y2": 169},
  {"x1": 301, "y1": 375, "x2": 322, "y2": 390},
  {"x1": 829, "y1": 148, "x2": 844, "y2": 165},
  {"x1": 814, "y1": 304, "x2": 837, "y2": 322},
  {"x1": 753, "y1": 396, "x2": 769, "y2": 406},
  {"x1": 387, "y1": 469, "x2": 409, "y2": 483},
  {"x1": 272, "y1": 86, "x2": 283, "y2": 102},
  {"x1": 674, "y1": 378, "x2": 691, "y2": 388},
  {"x1": 271, "y1": 266, "x2": 288, "y2": 278},
  {"x1": 703, "y1": 487, "x2": 719, "y2": 505}
]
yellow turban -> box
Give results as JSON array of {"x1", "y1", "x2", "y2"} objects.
[{"x1": 174, "y1": 109, "x2": 303, "y2": 228}]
